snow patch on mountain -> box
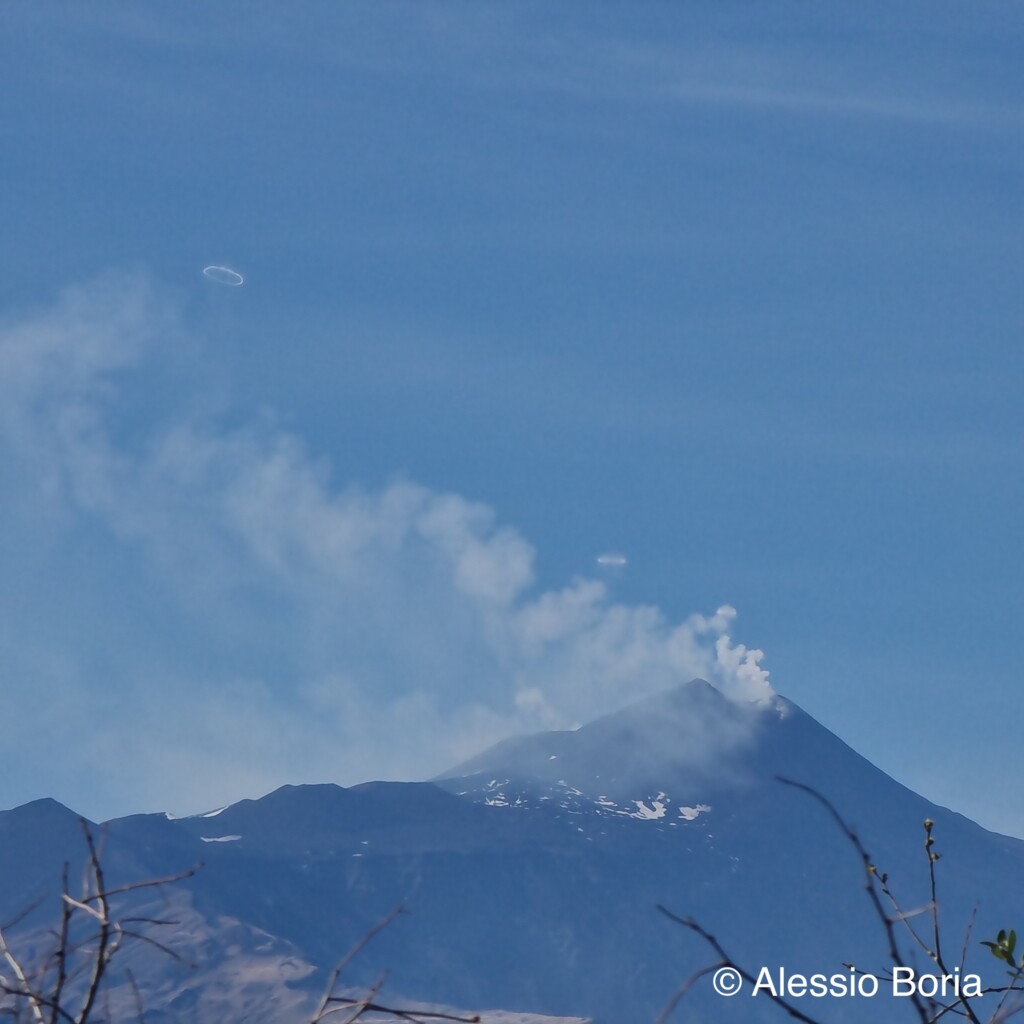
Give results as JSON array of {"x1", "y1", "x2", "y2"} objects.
[
  {"x1": 450, "y1": 775, "x2": 711, "y2": 833},
  {"x1": 165, "y1": 805, "x2": 228, "y2": 821},
  {"x1": 631, "y1": 797, "x2": 666, "y2": 820},
  {"x1": 678, "y1": 803, "x2": 711, "y2": 820}
]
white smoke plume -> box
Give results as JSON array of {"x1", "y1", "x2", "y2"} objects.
[{"x1": 0, "y1": 276, "x2": 772, "y2": 819}]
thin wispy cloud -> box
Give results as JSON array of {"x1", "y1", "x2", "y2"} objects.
[
  {"x1": 12, "y1": 5, "x2": 1016, "y2": 139},
  {"x1": 0, "y1": 276, "x2": 771, "y2": 820}
]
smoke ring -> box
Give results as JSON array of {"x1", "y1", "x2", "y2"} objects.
[{"x1": 202, "y1": 265, "x2": 244, "y2": 287}]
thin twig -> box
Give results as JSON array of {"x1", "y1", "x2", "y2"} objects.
[
  {"x1": 310, "y1": 906, "x2": 479, "y2": 1024},
  {"x1": 74, "y1": 821, "x2": 111, "y2": 1024},
  {"x1": 125, "y1": 968, "x2": 145, "y2": 1024},
  {"x1": 0, "y1": 928, "x2": 47, "y2": 1024},
  {"x1": 49, "y1": 865, "x2": 71, "y2": 1024},
  {"x1": 654, "y1": 961, "x2": 726, "y2": 1024},
  {"x1": 334, "y1": 969, "x2": 387, "y2": 1024},
  {"x1": 959, "y1": 908, "x2": 978, "y2": 978},
  {"x1": 775, "y1": 778, "x2": 938, "y2": 1024},
  {"x1": 656, "y1": 906, "x2": 824, "y2": 1024},
  {"x1": 0, "y1": 897, "x2": 47, "y2": 934},
  {"x1": 77, "y1": 866, "x2": 201, "y2": 905},
  {"x1": 991, "y1": 963, "x2": 1024, "y2": 1023},
  {"x1": 117, "y1": 930, "x2": 197, "y2": 970},
  {"x1": 926, "y1": 820, "x2": 944, "y2": 967},
  {"x1": 312, "y1": 907, "x2": 404, "y2": 1023}
]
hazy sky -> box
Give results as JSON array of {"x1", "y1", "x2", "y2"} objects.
[{"x1": 2, "y1": 3, "x2": 1022, "y2": 834}]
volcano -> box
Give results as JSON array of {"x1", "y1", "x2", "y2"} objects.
[{"x1": 2, "y1": 681, "x2": 1021, "y2": 1023}]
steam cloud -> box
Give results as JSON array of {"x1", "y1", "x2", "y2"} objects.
[{"x1": 0, "y1": 276, "x2": 772, "y2": 819}]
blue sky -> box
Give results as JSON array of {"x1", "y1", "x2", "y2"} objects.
[{"x1": 1, "y1": 3, "x2": 1022, "y2": 833}]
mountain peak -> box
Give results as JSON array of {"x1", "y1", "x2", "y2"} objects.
[
  {"x1": 578, "y1": 676, "x2": 735, "y2": 727},
  {"x1": 0, "y1": 796, "x2": 85, "y2": 829},
  {"x1": 436, "y1": 679, "x2": 776, "y2": 826}
]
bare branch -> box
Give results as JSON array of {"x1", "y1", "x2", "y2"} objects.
[
  {"x1": 125, "y1": 969, "x2": 145, "y2": 1024},
  {"x1": 775, "y1": 778, "x2": 940, "y2": 1024},
  {"x1": 116, "y1": 930, "x2": 198, "y2": 969},
  {"x1": 1, "y1": 897, "x2": 47, "y2": 934},
  {"x1": 333, "y1": 969, "x2": 387, "y2": 1024},
  {"x1": 77, "y1": 865, "x2": 202, "y2": 905},
  {"x1": 310, "y1": 907, "x2": 479, "y2": 1024},
  {"x1": 49, "y1": 864, "x2": 71, "y2": 1024},
  {"x1": 656, "y1": 906, "x2": 825, "y2": 1024},
  {"x1": 74, "y1": 821, "x2": 111, "y2": 1024},
  {"x1": 312, "y1": 907, "x2": 404, "y2": 1023},
  {"x1": 1, "y1": 820, "x2": 201, "y2": 1024},
  {"x1": 654, "y1": 961, "x2": 726, "y2": 1024},
  {"x1": 959, "y1": 907, "x2": 978, "y2": 977},
  {"x1": 990, "y1": 963, "x2": 1024, "y2": 1023},
  {"x1": 0, "y1": 926, "x2": 47, "y2": 1024},
  {"x1": 925, "y1": 820, "x2": 944, "y2": 967}
]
